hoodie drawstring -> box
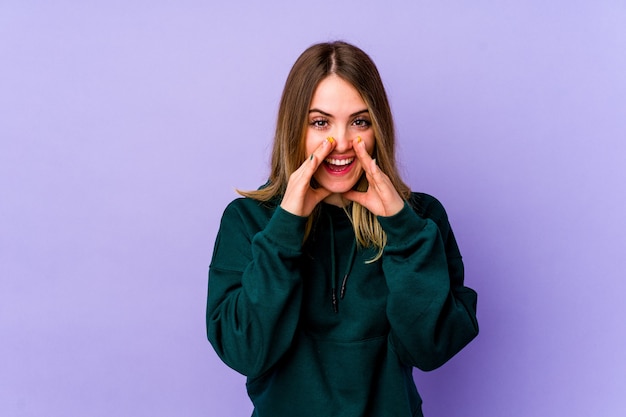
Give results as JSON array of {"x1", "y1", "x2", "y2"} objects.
[
  {"x1": 340, "y1": 245, "x2": 356, "y2": 300},
  {"x1": 327, "y1": 211, "x2": 357, "y2": 313}
]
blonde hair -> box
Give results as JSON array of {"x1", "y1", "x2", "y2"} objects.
[{"x1": 239, "y1": 41, "x2": 410, "y2": 259}]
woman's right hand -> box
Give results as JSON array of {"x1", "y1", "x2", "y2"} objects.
[{"x1": 280, "y1": 137, "x2": 336, "y2": 217}]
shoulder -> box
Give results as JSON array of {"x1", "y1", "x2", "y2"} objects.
[
  {"x1": 407, "y1": 192, "x2": 456, "y2": 238},
  {"x1": 223, "y1": 196, "x2": 278, "y2": 214},
  {"x1": 220, "y1": 196, "x2": 279, "y2": 232},
  {"x1": 408, "y1": 192, "x2": 449, "y2": 222},
  {"x1": 222, "y1": 182, "x2": 282, "y2": 216}
]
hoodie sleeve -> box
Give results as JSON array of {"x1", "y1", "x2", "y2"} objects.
[
  {"x1": 377, "y1": 195, "x2": 478, "y2": 371},
  {"x1": 206, "y1": 200, "x2": 307, "y2": 378}
]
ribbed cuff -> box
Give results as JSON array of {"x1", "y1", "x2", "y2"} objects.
[
  {"x1": 264, "y1": 206, "x2": 308, "y2": 249},
  {"x1": 377, "y1": 202, "x2": 429, "y2": 248}
]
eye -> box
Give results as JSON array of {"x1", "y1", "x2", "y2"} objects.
[
  {"x1": 353, "y1": 118, "x2": 371, "y2": 128},
  {"x1": 310, "y1": 118, "x2": 329, "y2": 129}
]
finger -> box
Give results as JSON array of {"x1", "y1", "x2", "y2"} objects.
[
  {"x1": 365, "y1": 160, "x2": 405, "y2": 215},
  {"x1": 367, "y1": 158, "x2": 385, "y2": 189},
  {"x1": 367, "y1": 159, "x2": 396, "y2": 198},
  {"x1": 281, "y1": 137, "x2": 336, "y2": 216},
  {"x1": 290, "y1": 136, "x2": 335, "y2": 185},
  {"x1": 352, "y1": 136, "x2": 374, "y2": 173},
  {"x1": 310, "y1": 186, "x2": 333, "y2": 205},
  {"x1": 307, "y1": 136, "x2": 336, "y2": 169},
  {"x1": 342, "y1": 189, "x2": 368, "y2": 207}
]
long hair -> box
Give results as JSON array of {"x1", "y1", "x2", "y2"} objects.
[{"x1": 239, "y1": 41, "x2": 410, "y2": 258}]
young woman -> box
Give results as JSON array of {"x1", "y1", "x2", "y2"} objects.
[{"x1": 207, "y1": 41, "x2": 478, "y2": 417}]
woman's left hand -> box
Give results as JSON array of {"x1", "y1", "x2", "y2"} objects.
[{"x1": 342, "y1": 137, "x2": 405, "y2": 217}]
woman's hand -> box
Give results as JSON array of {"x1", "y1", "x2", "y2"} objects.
[
  {"x1": 343, "y1": 137, "x2": 405, "y2": 217},
  {"x1": 280, "y1": 137, "x2": 335, "y2": 217}
]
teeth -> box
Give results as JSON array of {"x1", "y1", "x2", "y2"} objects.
[{"x1": 325, "y1": 157, "x2": 354, "y2": 166}]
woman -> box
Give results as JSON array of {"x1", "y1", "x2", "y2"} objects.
[{"x1": 207, "y1": 41, "x2": 478, "y2": 416}]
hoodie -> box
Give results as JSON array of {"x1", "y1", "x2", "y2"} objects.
[{"x1": 207, "y1": 192, "x2": 478, "y2": 417}]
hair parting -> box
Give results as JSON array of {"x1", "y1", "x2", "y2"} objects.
[{"x1": 238, "y1": 41, "x2": 410, "y2": 258}]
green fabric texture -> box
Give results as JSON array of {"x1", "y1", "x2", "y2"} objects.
[{"x1": 207, "y1": 192, "x2": 478, "y2": 417}]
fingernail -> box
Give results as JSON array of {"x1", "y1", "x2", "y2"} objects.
[
  {"x1": 327, "y1": 136, "x2": 335, "y2": 144},
  {"x1": 357, "y1": 136, "x2": 362, "y2": 143},
  {"x1": 373, "y1": 158, "x2": 377, "y2": 165},
  {"x1": 310, "y1": 154, "x2": 314, "y2": 161}
]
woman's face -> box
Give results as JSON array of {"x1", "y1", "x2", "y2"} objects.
[{"x1": 305, "y1": 75, "x2": 375, "y2": 205}]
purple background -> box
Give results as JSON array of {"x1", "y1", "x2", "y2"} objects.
[{"x1": 2, "y1": 1, "x2": 625, "y2": 416}]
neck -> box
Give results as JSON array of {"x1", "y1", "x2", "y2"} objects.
[{"x1": 323, "y1": 193, "x2": 348, "y2": 207}]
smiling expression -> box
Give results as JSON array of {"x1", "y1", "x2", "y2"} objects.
[{"x1": 305, "y1": 75, "x2": 375, "y2": 205}]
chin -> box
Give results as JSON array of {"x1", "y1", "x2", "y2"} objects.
[
  {"x1": 316, "y1": 180, "x2": 358, "y2": 194},
  {"x1": 315, "y1": 170, "x2": 364, "y2": 193}
]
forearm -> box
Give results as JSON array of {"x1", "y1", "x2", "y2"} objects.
[
  {"x1": 207, "y1": 204, "x2": 307, "y2": 377},
  {"x1": 379, "y1": 202, "x2": 479, "y2": 371}
]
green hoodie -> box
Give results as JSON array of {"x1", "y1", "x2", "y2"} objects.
[{"x1": 207, "y1": 192, "x2": 478, "y2": 417}]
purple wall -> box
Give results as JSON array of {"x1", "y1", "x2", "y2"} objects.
[{"x1": 2, "y1": 2, "x2": 625, "y2": 416}]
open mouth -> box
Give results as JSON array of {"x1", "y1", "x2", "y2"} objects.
[{"x1": 324, "y1": 157, "x2": 355, "y2": 172}]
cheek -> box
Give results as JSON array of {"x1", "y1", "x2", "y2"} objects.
[
  {"x1": 304, "y1": 134, "x2": 317, "y2": 156},
  {"x1": 365, "y1": 136, "x2": 376, "y2": 156}
]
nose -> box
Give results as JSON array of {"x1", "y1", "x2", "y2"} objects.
[{"x1": 331, "y1": 128, "x2": 352, "y2": 152}]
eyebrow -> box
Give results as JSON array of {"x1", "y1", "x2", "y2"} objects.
[{"x1": 308, "y1": 108, "x2": 370, "y2": 118}]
